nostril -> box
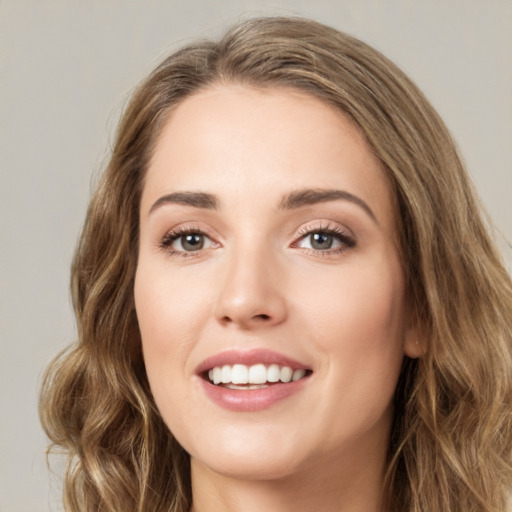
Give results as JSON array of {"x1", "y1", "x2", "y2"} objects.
[{"x1": 219, "y1": 312, "x2": 273, "y2": 327}]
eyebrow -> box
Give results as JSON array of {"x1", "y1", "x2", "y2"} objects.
[
  {"x1": 148, "y1": 187, "x2": 376, "y2": 222},
  {"x1": 149, "y1": 191, "x2": 219, "y2": 214},
  {"x1": 278, "y1": 188, "x2": 377, "y2": 222}
]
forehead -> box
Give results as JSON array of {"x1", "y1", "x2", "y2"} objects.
[{"x1": 142, "y1": 84, "x2": 394, "y2": 227}]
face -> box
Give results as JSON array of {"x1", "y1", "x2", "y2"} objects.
[{"x1": 135, "y1": 84, "x2": 419, "y2": 482}]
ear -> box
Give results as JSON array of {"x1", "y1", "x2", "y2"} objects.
[{"x1": 403, "y1": 321, "x2": 426, "y2": 359}]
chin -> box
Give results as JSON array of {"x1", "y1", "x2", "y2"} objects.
[
  {"x1": 186, "y1": 425, "x2": 309, "y2": 481},
  {"x1": 192, "y1": 451, "x2": 303, "y2": 481}
]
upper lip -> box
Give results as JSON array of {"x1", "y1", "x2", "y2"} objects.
[{"x1": 195, "y1": 349, "x2": 311, "y2": 374}]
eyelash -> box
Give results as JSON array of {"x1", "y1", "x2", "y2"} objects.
[
  {"x1": 293, "y1": 223, "x2": 356, "y2": 256},
  {"x1": 159, "y1": 225, "x2": 214, "y2": 258},
  {"x1": 159, "y1": 222, "x2": 356, "y2": 258}
]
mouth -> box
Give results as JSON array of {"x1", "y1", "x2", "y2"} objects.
[
  {"x1": 204, "y1": 363, "x2": 312, "y2": 389},
  {"x1": 195, "y1": 349, "x2": 313, "y2": 410}
]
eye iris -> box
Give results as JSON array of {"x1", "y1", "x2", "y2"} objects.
[
  {"x1": 181, "y1": 233, "x2": 204, "y2": 251},
  {"x1": 310, "y1": 232, "x2": 333, "y2": 250}
]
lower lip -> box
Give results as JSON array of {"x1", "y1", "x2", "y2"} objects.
[{"x1": 198, "y1": 377, "x2": 309, "y2": 412}]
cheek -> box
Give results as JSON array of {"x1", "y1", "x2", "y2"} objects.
[
  {"x1": 135, "y1": 262, "x2": 210, "y2": 349},
  {"x1": 134, "y1": 259, "x2": 223, "y2": 429},
  {"x1": 299, "y1": 256, "x2": 407, "y2": 422},
  {"x1": 303, "y1": 251, "x2": 406, "y2": 350},
  {"x1": 306, "y1": 289, "x2": 402, "y2": 345},
  {"x1": 134, "y1": 264, "x2": 198, "y2": 400},
  {"x1": 345, "y1": 272, "x2": 404, "y2": 348}
]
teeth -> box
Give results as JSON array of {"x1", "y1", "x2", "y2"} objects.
[
  {"x1": 206, "y1": 364, "x2": 309, "y2": 386},
  {"x1": 292, "y1": 369, "x2": 306, "y2": 381},
  {"x1": 248, "y1": 364, "x2": 267, "y2": 384},
  {"x1": 280, "y1": 366, "x2": 293, "y2": 383},
  {"x1": 225, "y1": 383, "x2": 268, "y2": 390},
  {"x1": 232, "y1": 364, "x2": 248, "y2": 384},
  {"x1": 267, "y1": 364, "x2": 280, "y2": 382},
  {"x1": 221, "y1": 365, "x2": 231, "y2": 384}
]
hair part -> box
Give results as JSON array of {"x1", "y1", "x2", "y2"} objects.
[{"x1": 40, "y1": 16, "x2": 512, "y2": 511}]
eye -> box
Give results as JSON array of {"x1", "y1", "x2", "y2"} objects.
[
  {"x1": 175, "y1": 233, "x2": 208, "y2": 251},
  {"x1": 300, "y1": 232, "x2": 339, "y2": 251},
  {"x1": 294, "y1": 225, "x2": 356, "y2": 254},
  {"x1": 160, "y1": 227, "x2": 218, "y2": 255}
]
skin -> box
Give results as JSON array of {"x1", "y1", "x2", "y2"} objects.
[{"x1": 135, "y1": 84, "x2": 421, "y2": 512}]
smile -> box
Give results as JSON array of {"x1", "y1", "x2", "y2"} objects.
[
  {"x1": 196, "y1": 349, "x2": 313, "y2": 411},
  {"x1": 207, "y1": 364, "x2": 308, "y2": 388}
]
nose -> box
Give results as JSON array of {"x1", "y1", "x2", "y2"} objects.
[{"x1": 214, "y1": 246, "x2": 287, "y2": 330}]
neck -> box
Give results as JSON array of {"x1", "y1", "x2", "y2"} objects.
[{"x1": 189, "y1": 430, "x2": 388, "y2": 512}]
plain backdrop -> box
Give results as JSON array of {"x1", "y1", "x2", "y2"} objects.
[{"x1": 1, "y1": 1, "x2": 511, "y2": 511}]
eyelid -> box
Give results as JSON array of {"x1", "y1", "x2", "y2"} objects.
[
  {"x1": 156, "y1": 220, "x2": 355, "y2": 258},
  {"x1": 290, "y1": 221, "x2": 356, "y2": 254},
  {"x1": 158, "y1": 224, "x2": 221, "y2": 257},
  {"x1": 295, "y1": 220, "x2": 353, "y2": 238}
]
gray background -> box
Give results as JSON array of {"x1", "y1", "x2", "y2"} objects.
[{"x1": 1, "y1": 1, "x2": 511, "y2": 511}]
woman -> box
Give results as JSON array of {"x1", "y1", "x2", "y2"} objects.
[{"x1": 39, "y1": 16, "x2": 512, "y2": 512}]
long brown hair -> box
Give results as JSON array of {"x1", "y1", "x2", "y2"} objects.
[{"x1": 40, "y1": 16, "x2": 512, "y2": 511}]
